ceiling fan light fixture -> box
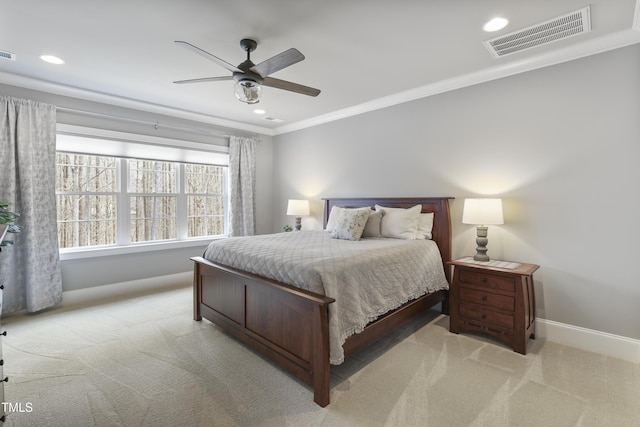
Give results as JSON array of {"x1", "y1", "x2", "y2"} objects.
[{"x1": 234, "y1": 79, "x2": 262, "y2": 104}]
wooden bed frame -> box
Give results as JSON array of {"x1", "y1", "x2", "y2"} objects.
[{"x1": 192, "y1": 197, "x2": 453, "y2": 407}]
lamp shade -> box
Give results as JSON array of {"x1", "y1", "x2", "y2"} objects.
[
  {"x1": 462, "y1": 198, "x2": 504, "y2": 225},
  {"x1": 286, "y1": 199, "x2": 310, "y2": 216}
]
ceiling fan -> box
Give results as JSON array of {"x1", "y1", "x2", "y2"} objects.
[{"x1": 173, "y1": 39, "x2": 321, "y2": 104}]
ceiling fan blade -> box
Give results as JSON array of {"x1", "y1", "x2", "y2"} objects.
[
  {"x1": 250, "y1": 48, "x2": 305, "y2": 77},
  {"x1": 175, "y1": 41, "x2": 241, "y2": 73},
  {"x1": 173, "y1": 76, "x2": 233, "y2": 84},
  {"x1": 262, "y1": 77, "x2": 321, "y2": 97}
]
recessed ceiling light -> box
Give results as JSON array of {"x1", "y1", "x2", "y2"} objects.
[
  {"x1": 254, "y1": 109, "x2": 266, "y2": 115},
  {"x1": 40, "y1": 55, "x2": 65, "y2": 65},
  {"x1": 483, "y1": 17, "x2": 509, "y2": 32}
]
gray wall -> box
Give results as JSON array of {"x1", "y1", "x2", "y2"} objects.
[{"x1": 272, "y1": 44, "x2": 640, "y2": 340}]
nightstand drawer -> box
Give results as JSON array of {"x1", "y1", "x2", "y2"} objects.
[
  {"x1": 459, "y1": 287, "x2": 514, "y2": 311},
  {"x1": 459, "y1": 270, "x2": 515, "y2": 293},
  {"x1": 459, "y1": 303, "x2": 514, "y2": 331}
]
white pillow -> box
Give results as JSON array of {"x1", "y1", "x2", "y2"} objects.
[
  {"x1": 374, "y1": 204, "x2": 421, "y2": 240},
  {"x1": 331, "y1": 207, "x2": 371, "y2": 241},
  {"x1": 416, "y1": 212, "x2": 434, "y2": 240},
  {"x1": 325, "y1": 206, "x2": 343, "y2": 231}
]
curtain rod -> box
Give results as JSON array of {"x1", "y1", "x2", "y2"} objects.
[{"x1": 56, "y1": 106, "x2": 233, "y2": 139}]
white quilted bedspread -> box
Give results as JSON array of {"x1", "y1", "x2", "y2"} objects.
[{"x1": 203, "y1": 230, "x2": 449, "y2": 364}]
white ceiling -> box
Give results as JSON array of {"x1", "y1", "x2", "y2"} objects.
[{"x1": 1, "y1": 0, "x2": 639, "y2": 135}]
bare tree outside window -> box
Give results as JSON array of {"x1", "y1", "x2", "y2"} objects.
[
  {"x1": 56, "y1": 153, "x2": 117, "y2": 248},
  {"x1": 55, "y1": 153, "x2": 228, "y2": 249},
  {"x1": 129, "y1": 159, "x2": 177, "y2": 242},
  {"x1": 186, "y1": 164, "x2": 226, "y2": 237}
]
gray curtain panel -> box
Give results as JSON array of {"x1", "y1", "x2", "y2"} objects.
[
  {"x1": 0, "y1": 96, "x2": 63, "y2": 313},
  {"x1": 228, "y1": 136, "x2": 258, "y2": 237}
]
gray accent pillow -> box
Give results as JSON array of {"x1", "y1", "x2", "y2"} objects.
[{"x1": 362, "y1": 210, "x2": 383, "y2": 238}]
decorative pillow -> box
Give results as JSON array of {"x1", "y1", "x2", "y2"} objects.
[
  {"x1": 325, "y1": 206, "x2": 343, "y2": 231},
  {"x1": 416, "y1": 212, "x2": 434, "y2": 240},
  {"x1": 331, "y1": 207, "x2": 371, "y2": 241},
  {"x1": 374, "y1": 204, "x2": 421, "y2": 239},
  {"x1": 361, "y1": 210, "x2": 383, "y2": 238}
]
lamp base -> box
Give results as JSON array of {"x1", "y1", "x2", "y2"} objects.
[
  {"x1": 473, "y1": 226, "x2": 490, "y2": 262},
  {"x1": 294, "y1": 216, "x2": 302, "y2": 231}
]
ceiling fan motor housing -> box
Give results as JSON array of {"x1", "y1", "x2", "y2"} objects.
[
  {"x1": 240, "y1": 38, "x2": 257, "y2": 53},
  {"x1": 234, "y1": 62, "x2": 263, "y2": 84}
]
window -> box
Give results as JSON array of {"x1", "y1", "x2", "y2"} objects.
[
  {"x1": 55, "y1": 127, "x2": 229, "y2": 253},
  {"x1": 128, "y1": 159, "x2": 178, "y2": 242},
  {"x1": 56, "y1": 154, "x2": 118, "y2": 248},
  {"x1": 186, "y1": 164, "x2": 226, "y2": 238}
]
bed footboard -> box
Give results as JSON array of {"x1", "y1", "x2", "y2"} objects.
[{"x1": 192, "y1": 256, "x2": 336, "y2": 407}]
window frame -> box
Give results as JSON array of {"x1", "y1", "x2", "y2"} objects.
[{"x1": 55, "y1": 128, "x2": 230, "y2": 260}]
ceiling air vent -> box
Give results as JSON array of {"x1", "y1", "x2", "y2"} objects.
[
  {"x1": 0, "y1": 50, "x2": 16, "y2": 61},
  {"x1": 484, "y1": 6, "x2": 591, "y2": 58}
]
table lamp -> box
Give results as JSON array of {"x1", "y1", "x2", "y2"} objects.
[
  {"x1": 462, "y1": 198, "x2": 504, "y2": 261},
  {"x1": 286, "y1": 199, "x2": 310, "y2": 231}
]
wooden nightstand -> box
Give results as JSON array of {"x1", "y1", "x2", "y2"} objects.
[{"x1": 447, "y1": 257, "x2": 539, "y2": 354}]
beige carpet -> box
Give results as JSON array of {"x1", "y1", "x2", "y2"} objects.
[{"x1": 2, "y1": 286, "x2": 639, "y2": 426}]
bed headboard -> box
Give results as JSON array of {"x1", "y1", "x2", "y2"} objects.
[{"x1": 322, "y1": 197, "x2": 453, "y2": 282}]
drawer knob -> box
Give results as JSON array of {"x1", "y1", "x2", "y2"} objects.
[
  {"x1": 0, "y1": 331, "x2": 6, "y2": 336},
  {"x1": 482, "y1": 295, "x2": 487, "y2": 301},
  {"x1": 482, "y1": 314, "x2": 487, "y2": 319},
  {"x1": 482, "y1": 278, "x2": 488, "y2": 283}
]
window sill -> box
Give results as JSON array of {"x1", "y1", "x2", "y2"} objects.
[{"x1": 59, "y1": 237, "x2": 225, "y2": 261}]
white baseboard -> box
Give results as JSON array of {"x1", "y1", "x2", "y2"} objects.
[
  {"x1": 61, "y1": 271, "x2": 192, "y2": 308},
  {"x1": 536, "y1": 318, "x2": 640, "y2": 364}
]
